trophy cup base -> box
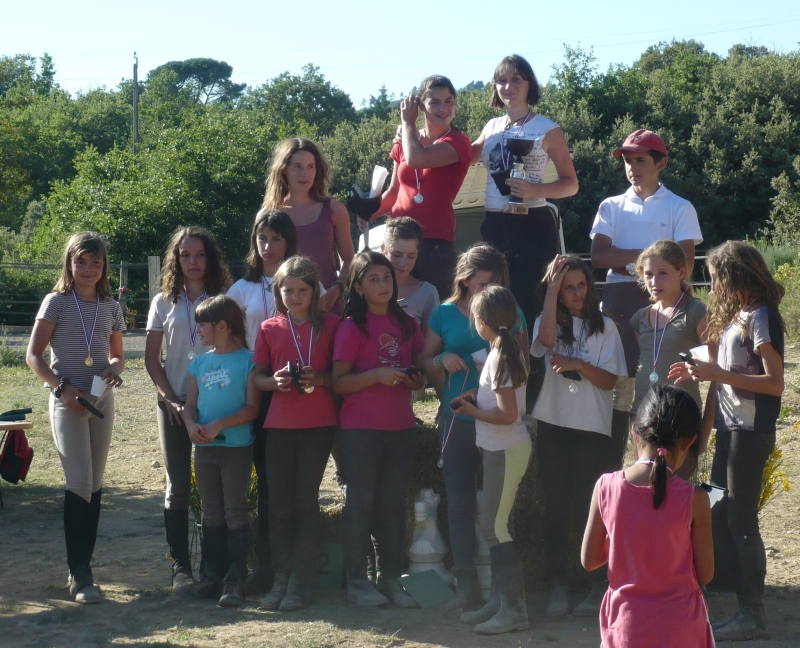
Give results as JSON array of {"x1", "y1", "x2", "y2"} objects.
[{"x1": 504, "y1": 202, "x2": 529, "y2": 215}]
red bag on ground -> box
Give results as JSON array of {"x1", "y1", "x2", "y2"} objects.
[{"x1": 0, "y1": 428, "x2": 34, "y2": 484}]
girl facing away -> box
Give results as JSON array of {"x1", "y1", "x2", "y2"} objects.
[
  {"x1": 450, "y1": 286, "x2": 532, "y2": 635},
  {"x1": 182, "y1": 296, "x2": 260, "y2": 607},
  {"x1": 669, "y1": 240, "x2": 785, "y2": 642},
  {"x1": 581, "y1": 385, "x2": 714, "y2": 648},
  {"x1": 262, "y1": 138, "x2": 354, "y2": 314},
  {"x1": 145, "y1": 225, "x2": 231, "y2": 596},
  {"x1": 531, "y1": 254, "x2": 627, "y2": 618},
  {"x1": 26, "y1": 232, "x2": 125, "y2": 604},
  {"x1": 253, "y1": 257, "x2": 340, "y2": 611},
  {"x1": 381, "y1": 216, "x2": 439, "y2": 336},
  {"x1": 332, "y1": 251, "x2": 426, "y2": 608}
]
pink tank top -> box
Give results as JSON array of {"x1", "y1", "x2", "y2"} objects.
[
  {"x1": 597, "y1": 471, "x2": 713, "y2": 648},
  {"x1": 295, "y1": 198, "x2": 337, "y2": 289}
]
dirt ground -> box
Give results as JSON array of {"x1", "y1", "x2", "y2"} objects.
[{"x1": 1, "y1": 331, "x2": 799, "y2": 647}]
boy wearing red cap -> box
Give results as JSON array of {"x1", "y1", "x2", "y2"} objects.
[{"x1": 569, "y1": 130, "x2": 703, "y2": 617}]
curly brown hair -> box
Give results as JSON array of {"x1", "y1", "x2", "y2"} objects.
[
  {"x1": 705, "y1": 241, "x2": 785, "y2": 343},
  {"x1": 160, "y1": 226, "x2": 232, "y2": 303}
]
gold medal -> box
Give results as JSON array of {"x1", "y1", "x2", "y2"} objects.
[{"x1": 85, "y1": 356, "x2": 94, "y2": 367}]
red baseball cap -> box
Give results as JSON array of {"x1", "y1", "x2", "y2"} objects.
[{"x1": 613, "y1": 129, "x2": 668, "y2": 158}]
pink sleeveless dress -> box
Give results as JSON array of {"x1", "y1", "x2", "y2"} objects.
[
  {"x1": 598, "y1": 471, "x2": 714, "y2": 648},
  {"x1": 294, "y1": 198, "x2": 343, "y2": 315}
]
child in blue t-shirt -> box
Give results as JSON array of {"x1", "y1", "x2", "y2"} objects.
[{"x1": 183, "y1": 295, "x2": 259, "y2": 607}]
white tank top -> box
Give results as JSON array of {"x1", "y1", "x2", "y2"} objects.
[{"x1": 481, "y1": 113, "x2": 558, "y2": 211}]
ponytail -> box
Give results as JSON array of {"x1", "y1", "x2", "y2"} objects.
[
  {"x1": 494, "y1": 326, "x2": 527, "y2": 390},
  {"x1": 634, "y1": 385, "x2": 702, "y2": 510},
  {"x1": 649, "y1": 446, "x2": 669, "y2": 509}
]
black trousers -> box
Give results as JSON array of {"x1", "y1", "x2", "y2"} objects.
[
  {"x1": 536, "y1": 420, "x2": 611, "y2": 580},
  {"x1": 412, "y1": 238, "x2": 457, "y2": 302},
  {"x1": 266, "y1": 426, "x2": 335, "y2": 578},
  {"x1": 340, "y1": 428, "x2": 416, "y2": 580},
  {"x1": 710, "y1": 428, "x2": 775, "y2": 590}
]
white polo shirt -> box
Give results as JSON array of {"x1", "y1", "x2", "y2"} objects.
[{"x1": 590, "y1": 184, "x2": 703, "y2": 283}]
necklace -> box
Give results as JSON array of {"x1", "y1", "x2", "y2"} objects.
[
  {"x1": 439, "y1": 367, "x2": 470, "y2": 468},
  {"x1": 564, "y1": 318, "x2": 587, "y2": 394},
  {"x1": 413, "y1": 127, "x2": 452, "y2": 204},
  {"x1": 184, "y1": 288, "x2": 207, "y2": 360},
  {"x1": 287, "y1": 314, "x2": 315, "y2": 393},
  {"x1": 72, "y1": 289, "x2": 99, "y2": 367},
  {"x1": 261, "y1": 276, "x2": 274, "y2": 320},
  {"x1": 650, "y1": 292, "x2": 686, "y2": 383}
]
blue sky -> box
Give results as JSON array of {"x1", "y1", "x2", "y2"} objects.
[{"x1": 5, "y1": 1, "x2": 799, "y2": 107}]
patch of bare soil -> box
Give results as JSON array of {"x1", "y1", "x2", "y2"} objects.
[{"x1": 1, "y1": 340, "x2": 799, "y2": 647}]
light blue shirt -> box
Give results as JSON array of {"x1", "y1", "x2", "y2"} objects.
[{"x1": 189, "y1": 348, "x2": 255, "y2": 447}]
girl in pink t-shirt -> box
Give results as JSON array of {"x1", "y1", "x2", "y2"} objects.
[
  {"x1": 581, "y1": 385, "x2": 714, "y2": 648},
  {"x1": 333, "y1": 251, "x2": 425, "y2": 608},
  {"x1": 253, "y1": 257, "x2": 340, "y2": 611}
]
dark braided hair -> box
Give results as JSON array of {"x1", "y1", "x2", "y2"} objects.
[{"x1": 633, "y1": 385, "x2": 701, "y2": 509}]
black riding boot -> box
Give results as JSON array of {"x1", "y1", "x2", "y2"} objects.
[
  {"x1": 219, "y1": 526, "x2": 249, "y2": 607},
  {"x1": 64, "y1": 490, "x2": 101, "y2": 604},
  {"x1": 164, "y1": 508, "x2": 196, "y2": 595}
]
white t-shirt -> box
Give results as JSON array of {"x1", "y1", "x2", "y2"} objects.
[
  {"x1": 481, "y1": 113, "x2": 558, "y2": 211},
  {"x1": 228, "y1": 277, "x2": 326, "y2": 350},
  {"x1": 227, "y1": 278, "x2": 277, "y2": 351},
  {"x1": 146, "y1": 292, "x2": 213, "y2": 401},
  {"x1": 475, "y1": 348, "x2": 530, "y2": 451},
  {"x1": 590, "y1": 185, "x2": 703, "y2": 283},
  {"x1": 530, "y1": 315, "x2": 627, "y2": 436}
]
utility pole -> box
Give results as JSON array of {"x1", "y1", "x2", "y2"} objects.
[{"x1": 133, "y1": 52, "x2": 140, "y2": 154}]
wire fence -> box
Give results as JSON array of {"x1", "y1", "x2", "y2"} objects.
[{"x1": 0, "y1": 253, "x2": 711, "y2": 328}]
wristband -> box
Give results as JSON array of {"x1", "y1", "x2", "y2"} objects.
[
  {"x1": 333, "y1": 280, "x2": 345, "y2": 294},
  {"x1": 52, "y1": 377, "x2": 70, "y2": 398},
  {"x1": 437, "y1": 352, "x2": 448, "y2": 370}
]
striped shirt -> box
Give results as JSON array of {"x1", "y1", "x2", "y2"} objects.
[{"x1": 36, "y1": 291, "x2": 126, "y2": 390}]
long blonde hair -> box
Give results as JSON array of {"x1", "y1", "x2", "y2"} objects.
[
  {"x1": 262, "y1": 138, "x2": 330, "y2": 209},
  {"x1": 447, "y1": 244, "x2": 509, "y2": 304}
]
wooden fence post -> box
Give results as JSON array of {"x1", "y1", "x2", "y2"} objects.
[
  {"x1": 119, "y1": 261, "x2": 129, "y2": 321},
  {"x1": 148, "y1": 256, "x2": 161, "y2": 306}
]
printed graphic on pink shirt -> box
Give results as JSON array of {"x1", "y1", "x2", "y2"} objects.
[{"x1": 378, "y1": 333, "x2": 400, "y2": 366}]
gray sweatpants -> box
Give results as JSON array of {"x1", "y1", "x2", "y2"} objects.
[
  {"x1": 194, "y1": 444, "x2": 253, "y2": 529},
  {"x1": 49, "y1": 389, "x2": 115, "y2": 502}
]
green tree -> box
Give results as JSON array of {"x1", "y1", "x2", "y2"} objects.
[
  {"x1": 148, "y1": 58, "x2": 246, "y2": 104},
  {"x1": 242, "y1": 64, "x2": 356, "y2": 137}
]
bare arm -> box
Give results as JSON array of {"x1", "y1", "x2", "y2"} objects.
[
  {"x1": 536, "y1": 256, "x2": 568, "y2": 348},
  {"x1": 506, "y1": 128, "x2": 579, "y2": 201},
  {"x1": 196, "y1": 368, "x2": 260, "y2": 442},
  {"x1": 591, "y1": 235, "x2": 695, "y2": 275},
  {"x1": 331, "y1": 360, "x2": 407, "y2": 394},
  {"x1": 681, "y1": 341, "x2": 784, "y2": 397},
  {"x1": 692, "y1": 487, "x2": 714, "y2": 585},
  {"x1": 452, "y1": 385, "x2": 520, "y2": 425},
  {"x1": 470, "y1": 127, "x2": 487, "y2": 165},
  {"x1": 371, "y1": 162, "x2": 400, "y2": 221},
  {"x1": 549, "y1": 354, "x2": 618, "y2": 390},
  {"x1": 27, "y1": 318, "x2": 85, "y2": 412},
  {"x1": 399, "y1": 95, "x2": 460, "y2": 169},
  {"x1": 145, "y1": 331, "x2": 184, "y2": 423},
  {"x1": 326, "y1": 199, "x2": 355, "y2": 307},
  {"x1": 581, "y1": 481, "x2": 609, "y2": 571}
]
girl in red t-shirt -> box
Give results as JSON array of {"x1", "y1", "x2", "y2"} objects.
[
  {"x1": 362, "y1": 75, "x2": 473, "y2": 300},
  {"x1": 333, "y1": 251, "x2": 425, "y2": 608},
  {"x1": 253, "y1": 256, "x2": 340, "y2": 611}
]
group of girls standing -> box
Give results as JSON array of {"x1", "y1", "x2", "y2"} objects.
[{"x1": 25, "y1": 48, "x2": 786, "y2": 647}]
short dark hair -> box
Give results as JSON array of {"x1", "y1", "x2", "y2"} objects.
[
  {"x1": 646, "y1": 150, "x2": 666, "y2": 164},
  {"x1": 490, "y1": 55, "x2": 541, "y2": 109}
]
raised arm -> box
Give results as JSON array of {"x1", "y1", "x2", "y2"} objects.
[{"x1": 400, "y1": 95, "x2": 460, "y2": 169}]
